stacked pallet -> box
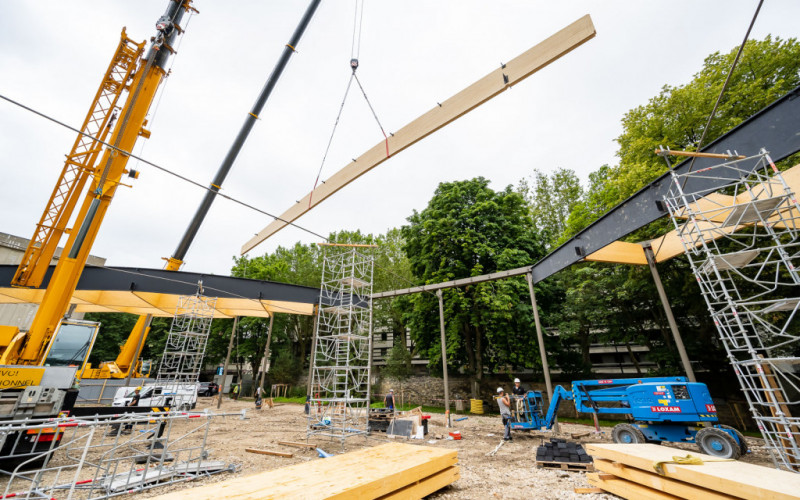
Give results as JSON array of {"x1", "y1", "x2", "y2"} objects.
[
  {"x1": 151, "y1": 442, "x2": 458, "y2": 500},
  {"x1": 585, "y1": 443, "x2": 800, "y2": 500}
]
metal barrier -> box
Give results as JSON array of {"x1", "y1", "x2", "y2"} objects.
[{"x1": 0, "y1": 409, "x2": 242, "y2": 499}]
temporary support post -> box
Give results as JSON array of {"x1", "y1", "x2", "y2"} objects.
[
  {"x1": 306, "y1": 306, "x2": 319, "y2": 396},
  {"x1": 217, "y1": 316, "x2": 239, "y2": 409},
  {"x1": 643, "y1": 245, "x2": 696, "y2": 382},
  {"x1": 436, "y1": 290, "x2": 451, "y2": 427},
  {"x1": 526, "y1": 273, "x2": 558, "y2": 433},
  {"x1": 258, "y1": 313, "x2": 275, "y2": 392}
]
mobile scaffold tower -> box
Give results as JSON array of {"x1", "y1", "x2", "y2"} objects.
[
  {"x1": 662, "y1": 149, "x2": 800, "y2": 471},
  {"x1": 156, "y1": 283, "x2": 216, "y2": 410},
  {"x1": 307, "y1": 243, "x2": 375, "y2": 445}
]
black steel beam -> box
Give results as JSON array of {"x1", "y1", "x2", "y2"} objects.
[
  {"x1": 530, "y1": 85, "x2": 800, "y2": 284},
  {"x1": 0, "y1": 265, "x2": 319, "y2": 304}
]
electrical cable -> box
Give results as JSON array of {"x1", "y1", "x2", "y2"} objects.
[{"x1": 0, "y1": 93, "x2": 330, "y2": 242}]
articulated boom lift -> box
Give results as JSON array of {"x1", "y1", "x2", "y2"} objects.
[
  {"x1": 0, "y1": 0, "x2": 194, "y2": 420},
  {"x1": 510, "y1": 377, "x2": 747, "y2": 460}
]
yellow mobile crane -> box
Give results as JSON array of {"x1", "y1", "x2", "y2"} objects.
[
  {"x1": 81, "y1": 0, "x2": 322, "y2": 381},
  {"x1": 0, "y1": 0, "x2": 195, "y2": 423}
]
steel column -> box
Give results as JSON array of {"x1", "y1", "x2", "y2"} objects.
[
  {"x1": 643, "y1": 245, "x2": 696, "y2": 382},
  {"x1": 217, "y1": 316, "x2": 239, "y2": 409},
  {"x1": 437, "y1": 290, "x2": 451, "y2": 427},
  {"x1": 525, "y1": 273, "x2": 558, "y2": 433},
  {"x1": 258, "y1": 313, "x2": 275, "y2": 392}
]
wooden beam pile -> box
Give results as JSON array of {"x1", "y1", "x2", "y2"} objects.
[
  {"x1": 585, "y1": 443, "x2": 800, "y2": 500},
  {"x1": 151, "y1": 442, "x2": 458, "y2": 500}
]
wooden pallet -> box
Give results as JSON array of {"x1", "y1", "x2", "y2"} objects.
[
  {"x1": 150, "y1": 442, "x2": 458, "y2": 500},
  {"x1": 535, "y1": 460, "x2": 594, "y2": 472}
]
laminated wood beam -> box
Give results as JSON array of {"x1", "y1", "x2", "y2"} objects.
[
  {"x1": 241, "y1": 15, "x2": 596, "y2": 254},
  {"x1": 377, "y1": 466, "x2": 460, "y2": 500},
  {"x1": 593, "y1": 459, "x2": 738, "y2": 500},
  {"x1": 150, "y1": 443, "x2": 458, "y2": 500},
  {"x1": 587, "y1": 473, "x2": 681, "y2": 500},
  {"x1": 586, "y1": 443, "x2": 800, "y2": 500}
]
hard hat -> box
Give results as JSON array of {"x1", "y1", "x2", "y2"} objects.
[
  {"x1": 514, "y1": 378, "x2": 520, "y2": 383},
  {"x1": 389, "y1": 389, "x2": 394, "y2": 392},
  {"x1": 497, "y1": 387, "x2": 504, "y2": 393},
  {"x1": 136, "y1": 386, "x2": 142, "y2": 391}
]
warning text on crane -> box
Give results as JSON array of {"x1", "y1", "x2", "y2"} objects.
[{"x1": 0, "y1": 367, "x2": 45, "y2": 389}]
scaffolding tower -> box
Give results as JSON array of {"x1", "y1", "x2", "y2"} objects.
[
  {"x1": 663, "y1": 149, "x2": 800, "y2": 472},
  {"x1": 307, "y1": 244, "x2": 374, "y2": 444},
  {"x1": 155, "y1": 285, "x2": 216, "y2": 410}
]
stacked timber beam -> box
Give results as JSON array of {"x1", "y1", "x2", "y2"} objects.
[
  {"x1": 151, "y1": 442, "x2": 458, "y2": 500},
  {"x1": 585, "y1": 443, "x2": 800, "y2": 500}
]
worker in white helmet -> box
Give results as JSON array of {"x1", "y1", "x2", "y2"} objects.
[
  {"x1": 496, "y1": 387, "x2": 512, "y2": 441},
  {"x1": 511, "y1": 378, "x2": 526, "y2": 420}
]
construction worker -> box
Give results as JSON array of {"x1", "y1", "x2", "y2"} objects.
[
  {"x1": 109, "y1": 387, "x2": 140, "y2": 436},
  {"x1": 384, "y1": 389, "x2": 395, "y2": 412},
  {"x1": 232, "y1": 383, "x2": 239, "y2": 400},
  {"x1": 497, "y1": 387, "x2": 512, "y2": 441},
  {"x1": 255, "y1": 386, "x2": 263, "y2": 410},
  {"x1": 511, "y1": 378, "x2": 525, "y2": 420}
]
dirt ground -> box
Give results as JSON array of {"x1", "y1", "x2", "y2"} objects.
[{"x1": 136, "y1": 396, "x2": 772, "y2": 499}]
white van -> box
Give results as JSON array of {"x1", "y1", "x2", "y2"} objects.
[{"x1": 111, "y1": 384, "x2": 197, "y2": 410}]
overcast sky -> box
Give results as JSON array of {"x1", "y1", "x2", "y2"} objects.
[{"x1": 1, "y1": 1, "x2": 799, "y2": 277}]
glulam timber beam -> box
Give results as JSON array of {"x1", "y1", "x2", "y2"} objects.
[{"x1": 241, "y1": 15, "x2": 596, "y2": 254}]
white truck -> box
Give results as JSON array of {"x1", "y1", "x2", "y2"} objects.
[{"x1": 112, "y1": 384, "x2": 197, "y2": 410}]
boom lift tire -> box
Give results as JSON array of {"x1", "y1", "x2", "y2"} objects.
[
  {"x1": 695, "y1": 426, "x2": 742, "y2": 459},
  {"x1": 717, "y1": 424, "x2": 748, "y2": 456},
  {"x1": 612, "y1": 423, "x2": 646, "y2": 444}
]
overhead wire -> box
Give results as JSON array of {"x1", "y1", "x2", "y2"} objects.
[
  {"x1": 0, "y1": 93, "x2": 430, "y2": 298},
  {"x1": 0, "y1": 93, "x2": 330, "y2": 242}
]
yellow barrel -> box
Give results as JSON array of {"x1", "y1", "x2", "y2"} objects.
[{"x1": 470, "y1": 399, "x2": 484, "y2": 414}]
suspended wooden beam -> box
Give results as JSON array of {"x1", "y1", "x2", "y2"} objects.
[{"x1": 241, "y1": 15, "x2": 596, "y2": 254}]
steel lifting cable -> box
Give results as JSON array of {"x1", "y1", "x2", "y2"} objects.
[{"x1": 309, "y1": 0, "x2": 392, "y2": 207}]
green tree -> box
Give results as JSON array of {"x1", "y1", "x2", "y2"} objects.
[
  {"x1": 564, "y1": 36, "x2": 800, "y2": 238},
  {"x1": 383, "y1": 340, "x2": 412, "y2": 381},
  {"x1": 401, "y1": 177, "x2": 546, "y2": 397},
  {"x1": 83, "y1": 312, "x2": 138, "y2": 367},
  {"x1": 519, "y1": 167, "x2": 583, "y2": 248},
  {"x1": 543, "y1": 37, "x2": 800, "y2": 384}
]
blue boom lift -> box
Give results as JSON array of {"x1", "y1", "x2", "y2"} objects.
[{"x1": 508, "y1": 377, "x2": 747, "y2": 459}]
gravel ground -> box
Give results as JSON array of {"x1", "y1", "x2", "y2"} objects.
[{"x1": 135, "y1": 397, "x2": 771, "y2": 499}]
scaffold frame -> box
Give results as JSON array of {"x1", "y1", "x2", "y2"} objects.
[
  {"x1": 663, "y1": 149, "x2": 800, "y2": 472},
  {"x1": 155, "y1": 287, "x2": 216, "y2": 410},
  {"x1": 307, "y1": 245, "x2": 374, "y2": 445}
]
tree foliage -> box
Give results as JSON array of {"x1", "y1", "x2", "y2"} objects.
[{"x1": 401, "y1": 177, "x2": 545, "y2": 396}]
